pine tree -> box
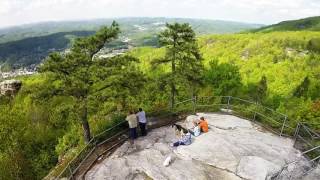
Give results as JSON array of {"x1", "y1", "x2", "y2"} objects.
[
  {"x1": 152, "y1": 23, "x2": 203, "y2": 108},
  {"x1": 294, "y1": 76, "x2": 310, "y2": 98},
  {"x1": 40, "y1": 22, "x2": 144, "y2": 143},
  {"x1": 256, "y1": 75, "x2": 268, "y2": 103}
]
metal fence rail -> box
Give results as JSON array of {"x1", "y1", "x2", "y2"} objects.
[
  {"x1": 176, "y1": 96, "x2": 295, "y2": 137},
  {"x1": 56, "y1": 120, "x2": 128, "y2": 179},
  {"x1": 180, "y1": 96, "x2": 319, "y2": 179},
  {"x1": 294, "y1": 123, "x2": 320, "y2": 165},
  {"x1": 55, "y1": 96, "x2": 319, "y2": 179}
]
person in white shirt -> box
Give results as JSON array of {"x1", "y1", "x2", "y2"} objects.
[
  {"x1": 136, "y1": 108, "x2": 147, "y2": 136},
  {"x1": 126, "y1": 110, "x2": 138, "y2": 143},
  {"x1": 189, "y1": 121, "x2": 201, "y2": 137}
]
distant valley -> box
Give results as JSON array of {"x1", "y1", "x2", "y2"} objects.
[{"x1": 0, "y1": 17, "x2": 262, "y2": 69}]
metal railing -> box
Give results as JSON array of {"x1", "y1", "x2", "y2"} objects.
[
  {"x1": 174, "y1": 96, "x2": 319, "y2": 179},
  {"x1": 271, "y1": 122, "x2": 320, "y2": 179},
  {"x1": 173, "y1": 96, "x2": 295, "y2": 137},
  {"x1": 294, "y1": 122, "x2": 320, "y2": 165},
  {"x1": 55, "y1": 106, "x2": 179, "y2": 179},
  {"x1": 56, "y1": 120, "x2": 129, "y2": 179},
  {"x1": 55, "y1": 95, "x2": 319, "y2": 179}
]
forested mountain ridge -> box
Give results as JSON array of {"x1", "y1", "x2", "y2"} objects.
[
  {"x1": 250, "y1": 16, "x2": 320, "y2": 32},
  {"x1": 0, "y1": 17, "x2": 262, "y2": 67},
  {"x1": 0, "y1": 17, "x2": 262, "y2": 43},
  {"x1": 0, "y1": 31, "x2": 94, "y2": 66}
]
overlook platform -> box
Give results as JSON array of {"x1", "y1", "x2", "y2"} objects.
[{"x1": 85, "y1": 113, "x2": 317, "y2": 180}]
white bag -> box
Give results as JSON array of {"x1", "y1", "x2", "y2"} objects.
[{"x1": 163, "y1": 156, "x2": 172, "y2": 167}]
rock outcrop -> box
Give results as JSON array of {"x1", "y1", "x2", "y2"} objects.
[
  {"x1": 0, "y1": 79, "x2": 22, "y2": 96},
  {"x1": 86, "y1": 113, "x2": 311, "y2": 180}
]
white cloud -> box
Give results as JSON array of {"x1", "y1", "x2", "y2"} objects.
[{"x1": 0, "y1": 0, "x2": 319, "y2": 28}]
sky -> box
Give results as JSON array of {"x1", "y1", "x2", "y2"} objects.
[{"x1": 0, "y1": 0, "x2": 319, "y2": 28}]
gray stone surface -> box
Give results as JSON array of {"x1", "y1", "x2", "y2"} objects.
[
  {"x1": 86, "y1": 113, "x2": 309, "y2": 180},
  {"x1": 303, "y1": 166, "x2": 320, "y2": 180}
]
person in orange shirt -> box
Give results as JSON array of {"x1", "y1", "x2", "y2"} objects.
[{"x1": 199, "y1": 117, "x2": 208, "y2": 133}]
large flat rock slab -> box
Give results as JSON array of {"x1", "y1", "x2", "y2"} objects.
[
  {"x1": 86, "y1": 126, "x2": 240, "y2": 180},
  {"x1": 86, "y1": 113, "x2": 309, "y2": 180},
  {"x1": 303, "y1": 166, "x2": 320, "y2": 180}
]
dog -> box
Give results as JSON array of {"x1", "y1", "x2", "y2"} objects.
[{"x1": 171, "y1": 123, "x2": 188, "y2": 137}]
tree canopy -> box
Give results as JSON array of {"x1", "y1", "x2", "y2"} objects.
[{"x1": 152, "y1": 23, "x2": 203, "y2": 108}]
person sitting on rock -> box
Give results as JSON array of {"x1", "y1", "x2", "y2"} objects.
[
  {"x1": 199, "y1": 117, "x2": 208, "y2": 133},
  {"x1": 171, "y1": 129, "x2": 191, "y2": 147},
  {"x1": 189, "y1": 121, "x2": 201, "y2": 137}
]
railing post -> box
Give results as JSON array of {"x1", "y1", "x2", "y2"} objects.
[
  {"x1": 294, "y1": 123, "x2": 300, "y2": 139},
  {"x1": 192, "y1": 96, "x2": 197, "y2": 114},
  {"x1": 68, "y1": 164, "x2": 74, "y2": 180},
  {"x1": 280, "y1": 116, "x2": 287, "y2": 137},
  {"x1": 253, "y1": 111, "x2": 257, "y2": 121},
  {"x1": 227, "y1": 96, "x2": 231, "y2": 113}
]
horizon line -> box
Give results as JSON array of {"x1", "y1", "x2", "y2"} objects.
[{"x1": 1, "y1": 16, "x2": 269, "y2": 30}]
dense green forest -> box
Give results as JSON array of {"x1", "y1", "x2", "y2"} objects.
[
  {"x1": 1, "y1": 18, "x2": 320, "y2": 179},
  {"x1": 0, "y1": 31, "x2": 94, "y2": 66},
  {"x1": 130, "y1": 31, "x2": 320, "y2": 125}
]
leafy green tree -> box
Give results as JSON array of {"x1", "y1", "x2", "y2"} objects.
[
  {"x1": 248, "y1": 75, "x2": 268, "y2": 103},
  {"x1": 293, "y1": 76, "x2": 310, "y2": 98},
  {"x1": 204, "y1": 60, "x2": 242, "y2": 96},
  {"x1": 256, "y1": 75, "x2": 268, "y2": 103},
  {"x1": 307, "y1": 38, "x2": 320, "y2": 53},
  {"x1": 152, "y1": 23, "x2": 203, "y2": 108},
  {"x1": 40, "y1": 22, "x2": 143, "y2": 143}
]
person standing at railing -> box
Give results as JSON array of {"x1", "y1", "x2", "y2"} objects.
[
  {"x1": 136, "y1": 108, "x2": 147, "y2": 136},
  {"x1": 126, "y1": 110, "x2": 138, "y2": 144}
]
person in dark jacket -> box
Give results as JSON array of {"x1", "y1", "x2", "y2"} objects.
[{"x1": 136, "y1": 108, "x2": 147, "y2": 136}]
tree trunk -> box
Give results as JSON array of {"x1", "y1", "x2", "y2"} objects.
[
  {"x1": 170, "y1": 42, "x2": 177, "y2": 110},
  {"x1": 80, "y1": 99, "x2": 91, "y2": 143},
  {"x1": 170, "y1": 57, "x2": 176, "y2": 110}
]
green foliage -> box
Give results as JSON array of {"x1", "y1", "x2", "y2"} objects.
[
  {"x1": 0, "y1": 31, "x2": 94, "y2": 66},
  {"x1": 293, "y1": 76, "x2": 310, "y2": 98},
  {"x1": 153, "y1": 22, "x2": 204, "y2": 107},
  {"x1": 131, "y1": 30, "x2": 320, "y2": 127},
  {"x1": 55, "y1": 124, "x2": 82, "y2": 156},
  {"x1": 307, "y1": 38, "x2": 320, "y2": 53},
  {"x1": 257, "y1": 75, "x2": 268, "y2": 102},
  {"x1": 40, "y1": 21, "x2": 145, "y2": 143},
  {"x1": 204, "y1": 60, "x2": 242, "y2": 96}
]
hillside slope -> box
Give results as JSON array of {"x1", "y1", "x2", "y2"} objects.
[
  {"x1": 0, "y1": 31, "x2": 94, "y2": 66},
  {"x1": 251, "y1": 16, "x2": 320, "y2": 32},
  {"x1": 130, "y1": 31, "x2": 320, "y2": 97}
]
